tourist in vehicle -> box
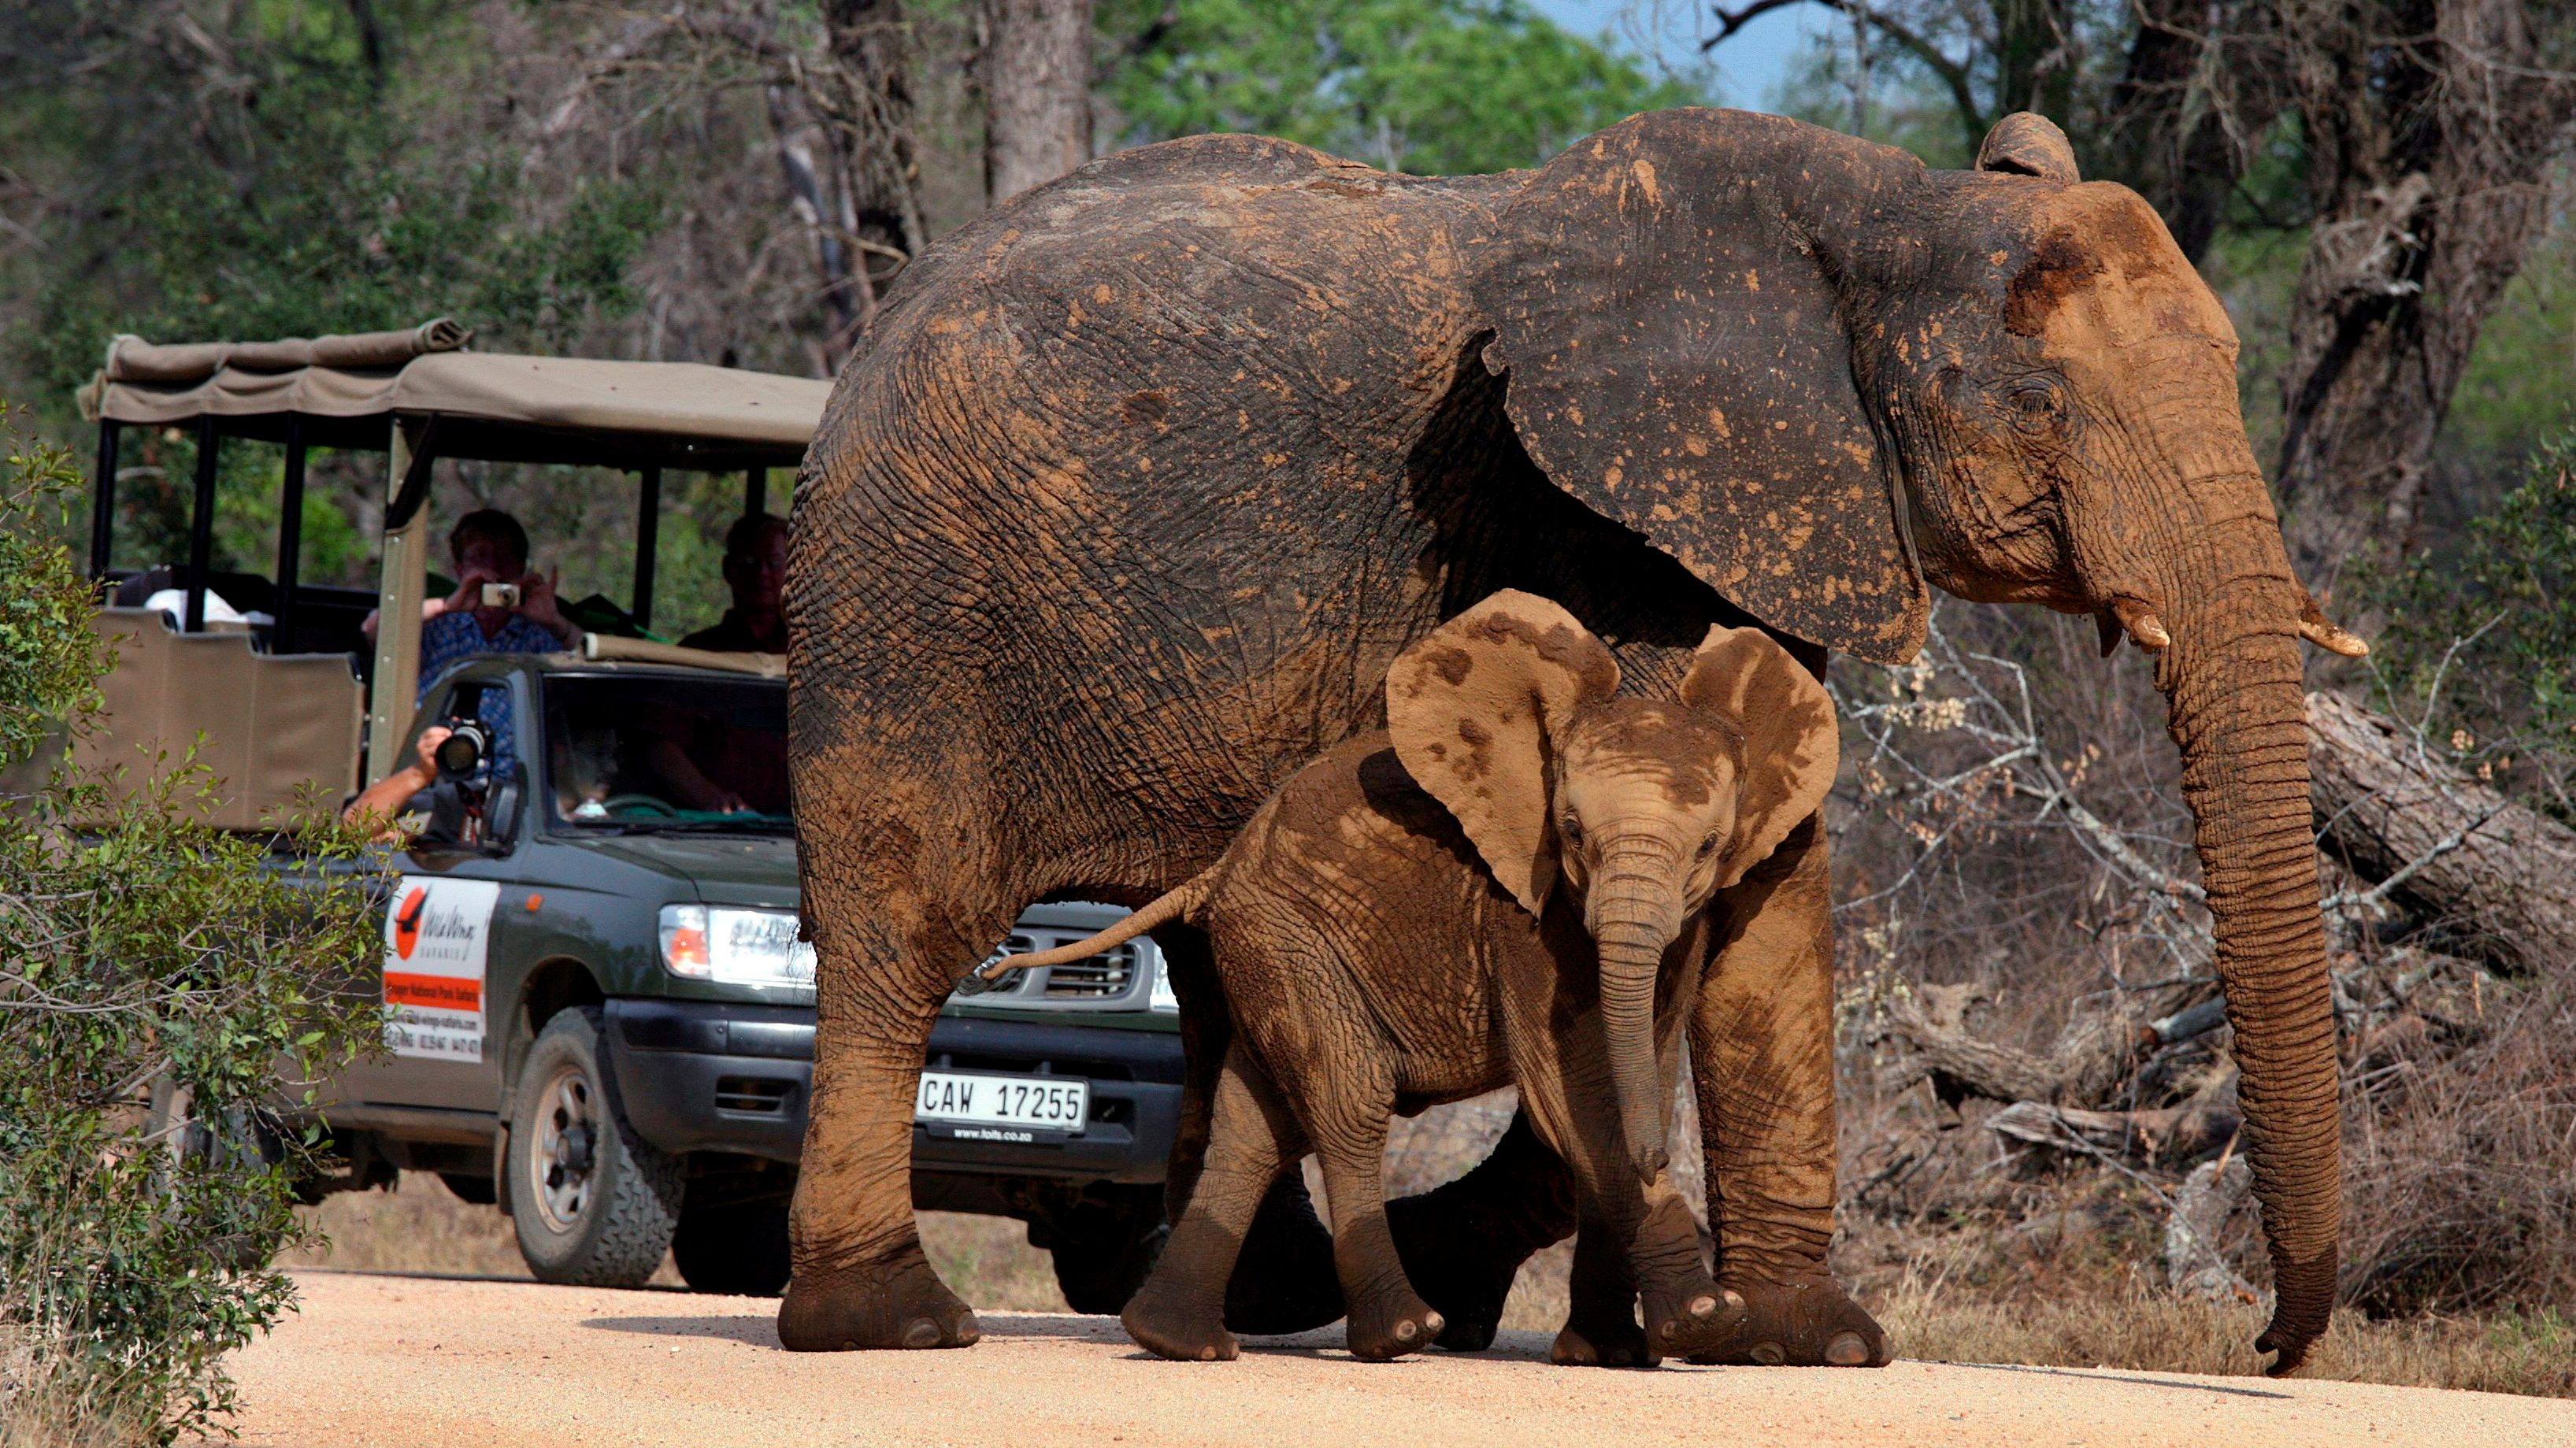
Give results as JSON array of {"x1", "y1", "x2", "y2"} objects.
[
  {"x1": 421, "y1": 509, "x2": 581, "y2": 681},
  {"x1": 679, "y1": 513, "x2": 788, "y2": 654}
]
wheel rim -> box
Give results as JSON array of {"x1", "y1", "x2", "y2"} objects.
[{"x1": 527, "y1": 1062, "x2": 601, "y2": 1234}]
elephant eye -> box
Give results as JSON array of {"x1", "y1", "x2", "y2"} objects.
[
  {"x1": 1696, "y1": 833, "x2": 1720, "y2": 860},
  {"x1": 2001, "y1": 378, "x2": 2070, "y2": 435},
  {"x1": 1559, "y1": 816, "x2": 1584, "y2": 848}
]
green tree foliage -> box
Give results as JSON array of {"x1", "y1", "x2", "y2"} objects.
[
  {"x1": 1101, "y1": 0, "x2": 1707, "y2": 175},
  {"x1": 9, "y1": 3, "x2": 660, "y2": 398},
  {"x1": 2360, "y1": 428, "x2": 2576, "y2": 819},
  {"x1": 0, "y1": 407, "x2": 389, "y2": 1444},
  {"x1": 0, "y1": 426, "x2": 99, "y2": 762}
]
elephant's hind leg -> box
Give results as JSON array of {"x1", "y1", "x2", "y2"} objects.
[
  {"x1": 1280, "y1": 1057, "x2": 1442, "y2": 1361},
  {"x1": 1123, "y1": 1042, "x2": 1303, "y2": 1362}
]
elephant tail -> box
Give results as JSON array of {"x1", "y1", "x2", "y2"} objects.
[{"x1": 973, "y1": 875, "x2": 1213, "y2": 980}]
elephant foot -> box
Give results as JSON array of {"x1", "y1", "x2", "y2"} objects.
[
  {"x1": 1124, "y1": 1279, "x2": 1239, "y2": 1362},
  {"x1": 1385, "y1": 1192, "x2": 1549, "y2": 1353},
  {"x1": 777, "y1": 1243, "x2": 980, "y2": 1351},
  {"x1": 1550, "y1": 1302, "x2": 1654, "y2": 1368},
  {"x1": 1344, "y1": 1283, "x2": 1443, "y2": 1362},
  {"x1": 1221, "y1": 1173, "x2": 1346, "y2": 1335},
  {"x1": 1641, "y1": 1277, "x2": 1746, "y2": 1360},
  {"x1": 1682, "y1": 1272, "x2": 1887, "y2": 1368}
]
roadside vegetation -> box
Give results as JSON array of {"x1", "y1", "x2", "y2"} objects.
[{"x1": 0, "y1": 413, "x2": 388, "y2": 1446}]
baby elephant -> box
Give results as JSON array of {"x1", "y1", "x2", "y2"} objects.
[{"x1": 1003, "y1": 590, "x2": 1839, "y2": 1365}]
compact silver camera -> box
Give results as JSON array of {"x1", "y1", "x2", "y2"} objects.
[{"x1": 480, "y1": 582, "x2": 521, "y2": 609}]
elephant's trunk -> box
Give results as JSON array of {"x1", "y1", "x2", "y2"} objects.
[
  {"x1": 1587, "y1": 845, "x2": 1681, "y2": 1184},
  {"x1": 2154, "y1": 538, "x2": 2340, "y2": 1375}
]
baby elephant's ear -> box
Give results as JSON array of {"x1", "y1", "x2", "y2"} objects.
[
  {"x1": 1387, "y1": 591, "x2": 1619, "y2": 916},
  {"x1": 1681, "y1": 624, "x2": 1840, "y2": 888}
]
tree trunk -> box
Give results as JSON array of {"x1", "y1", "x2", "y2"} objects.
[
  {"x1": 2096, "y1": 0, "x2": 2287, "y2": 264},
  {"x1": 2305, "y1": 691, "x2": 2576, "y2": 972},
  {"x1": 821, "y1": 0, "x2": 930, "y2": 265},
  {"x1": 2270, "y1": 0, "x2": 2576, "y2": 583},
  {"x1": 982, "y1": 0, "x2": 1094, "y2": 204}
]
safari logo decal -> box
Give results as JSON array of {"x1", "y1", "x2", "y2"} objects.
[{"x1": 381, "y1": 876, "x2": 502, "y2": 1062}]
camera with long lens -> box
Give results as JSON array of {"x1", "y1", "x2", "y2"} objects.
[
  {"x1": 420, "y1": 687, "x2": 515, "y2": 850},
  {"x1": 433, "y1": 720, "x2": 491, "y2": 783}
]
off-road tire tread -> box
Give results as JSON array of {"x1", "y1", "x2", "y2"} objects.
[{"x1": 510, "y1": 1006, "x2": 682, "y2": 1287}]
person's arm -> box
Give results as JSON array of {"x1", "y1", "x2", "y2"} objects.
[{"x1": 343, "y1": 727, "x2": 453, "y2": 842}]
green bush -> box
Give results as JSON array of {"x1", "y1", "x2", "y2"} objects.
[
  {"x1": 0, "y1": 410, "x2": 389, "y2": 1446},
  {"x1": 2359, "y1": 428, "x2": 2576, "y2": 819}
]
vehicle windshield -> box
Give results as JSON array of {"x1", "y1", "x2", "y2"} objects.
[{"x1": 542, "y1": 674, "x2": 791, "y2": 833}]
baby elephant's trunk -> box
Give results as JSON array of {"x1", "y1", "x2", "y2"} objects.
[{"x1": 1588, "y1": 857, "x2": 1682, "y2": 1185}]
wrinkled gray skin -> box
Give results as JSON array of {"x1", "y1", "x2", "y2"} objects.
[{"x1": 781, "y1": 106, "x2": 2348, "y2": 1373}]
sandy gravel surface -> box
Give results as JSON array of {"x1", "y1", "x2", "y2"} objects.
[{"x1": 211, "y1": 1270, "x2": 2576, "y2": 1448}]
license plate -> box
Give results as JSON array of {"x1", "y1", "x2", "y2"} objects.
[{"x1": 914, "y1": 1071, "x2": 1088, "y2": 1136}]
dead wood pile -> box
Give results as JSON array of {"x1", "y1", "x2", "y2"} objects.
[
  {"x1": 1874, "y1": 690, "x2": 2573, "y2": 1302},
  {"x1": 2305, "y1": 690, "x2": 2576, "y2": 972}
]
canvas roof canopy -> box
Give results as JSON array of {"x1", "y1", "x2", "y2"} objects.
[{"x1": 80, "y1": 320, "x2": 832, "y2": 472}]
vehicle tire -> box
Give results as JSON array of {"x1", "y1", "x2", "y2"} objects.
[
  {"x1": 673, "y1": 1199, "x2": 793, "y2": 1297},
  {"x1": 1047, "y1": 1197, "x2": 1169, "y2": 1315},
  {"x1": 507, "y1": 1006, "x2": 682, "y2": 1287}
]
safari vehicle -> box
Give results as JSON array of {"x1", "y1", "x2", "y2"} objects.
[{"x1": 74, "y1": 323, "x2": 1182, "y2": 1305}]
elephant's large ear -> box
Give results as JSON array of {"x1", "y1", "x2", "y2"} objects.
[
  {"x1": 1974, "y1": 112, "x2": 2080, "y2": 182},
  {"x1": 1387, "y1": 590, "x2": 1619, "y2": 917},
  {"x1": 1473, "y1": 109, "x2": 1927, "y2": 665},
  {"x1": 1681, "y1": 624, "x2": 1839, "y2": 889}
]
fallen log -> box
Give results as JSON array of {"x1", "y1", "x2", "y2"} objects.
[{"x1": 2306, "y1": 691, "x2": 2576, "y2": 972}]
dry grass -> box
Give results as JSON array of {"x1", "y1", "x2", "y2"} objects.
[
  {"x1": 282, "y1": 1173, "x2": 682, "y2": 1286},
  {"x1": 0, "y1": 1325, "x2": 151, "y2": 1448},
  {"x1": 1878, "y1": 1274, "x2": 2576, "y2": 1397}
]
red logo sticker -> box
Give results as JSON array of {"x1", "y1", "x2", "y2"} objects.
[{"x1": 393, "y1": 887, "x2": 428, "y2": 961}]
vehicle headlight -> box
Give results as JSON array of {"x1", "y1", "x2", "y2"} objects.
[
  {"x1": 658, "y1": 904, "x2": 815, "y2": 988},
  {"x1": 1148, "y1": 943, "x2": 1177, "y2": 1014}
]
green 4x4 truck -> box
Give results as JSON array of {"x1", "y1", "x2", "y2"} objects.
[{"x1": 72, "y1": 324, "x2": 1181, "y2": 1308}]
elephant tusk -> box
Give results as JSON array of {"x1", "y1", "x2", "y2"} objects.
[
  {"x1": 2111, "y1": 597, "x2": 2170, "y2": 653},
  {"x1": 2297, "y1": 596, "x2": 2370, "y2": 657}
]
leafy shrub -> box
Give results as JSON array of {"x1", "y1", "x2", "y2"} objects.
[
  {"x1": 2360, "y1": 429, "x2": 2576, "y2": 819},
  {"x1": 0, "y1": 410, "x2": 388, "y2": 1445}
]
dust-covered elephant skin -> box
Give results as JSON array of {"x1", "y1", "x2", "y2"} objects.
[
  {"x1": 783, "y1": 107, "x2": 2346, "y2": 1375},
  {"x1": 997, "y1": 593, "x2": 1837, "y2": 1365}
]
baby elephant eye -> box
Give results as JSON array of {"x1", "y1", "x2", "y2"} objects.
[{"x1": 1696, "y1": 833, "x2": 1721, "y2": 860}]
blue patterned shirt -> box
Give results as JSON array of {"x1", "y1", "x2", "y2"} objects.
[{"x1": 417, "y1": 610, "x2": 565, "y2": 777}]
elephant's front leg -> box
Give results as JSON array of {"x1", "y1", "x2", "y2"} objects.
[{"x1": 1686, "y1": 815, "x2": 1887, "y2": 1367}]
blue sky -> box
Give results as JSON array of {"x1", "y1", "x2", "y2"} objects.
[{"x1": 1525, "y1": 0, "x2": 1829, "y2": 110}]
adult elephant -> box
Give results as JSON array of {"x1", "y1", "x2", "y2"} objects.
[{"x1": 781, "y1": 107, "x2": 2355, "y2": 1374}]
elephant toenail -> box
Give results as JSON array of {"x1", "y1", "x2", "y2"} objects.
[
  {"x1": 1721, "y1": 1289, "x2": 1746, "y2": 1313},
  {"x1": 1199, "y1": 1346, "x2": 1217, "y2": 1361},
  {"x1": 1827, "y1": 1331, "x2": 1872, "y2": 1366},
  {"x1": 1394, "y1": 1320, "x2": 1418, "y2": 1341},
  {"x1": 902, "y1": 1318, "x2": 943, "y2": 1349},
  {"x1": 1688, "y1": 1294, "x2": 1717, "y2": 1320},
  {"x1": 841, "y1": 1340, "x2": 858, "y2": 1350},
  {"x1": 1750, "y1": 1341, "x2": 1786, "y2": 1365},
  {"x1": 1423, "y1": 1310, "x2": 1444, "y2": 1335}
]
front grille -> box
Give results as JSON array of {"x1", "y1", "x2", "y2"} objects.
[
  {"x1": 960, "y1": 924, "x2": 1155, "y2": 1010},
  {"x1": 714, "y1": 1076, "x2": 795, "y2": 1116},
  {"x1": 1041, "y1": 942, "x2": 1135, "y2": 998}
]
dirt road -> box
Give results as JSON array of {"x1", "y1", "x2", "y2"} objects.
[{"x1": 215, "y1": 1271, "x2": 2575, "y2": 1448}]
